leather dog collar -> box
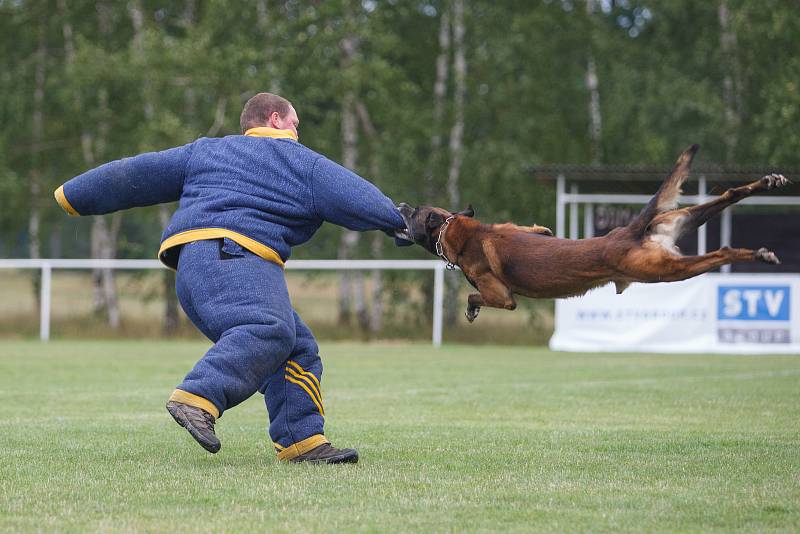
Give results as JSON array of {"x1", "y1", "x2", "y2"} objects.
[{"x1": 435, "y1": 215, "x2": 458, "y2": 270}]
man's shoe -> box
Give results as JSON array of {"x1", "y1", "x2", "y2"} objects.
[
  {"x1": 166, "y1": 401, "x2": 221, "y2": 453},
  {"x1": 290, "y1": 443, "x2": 359, "y2": 464}
]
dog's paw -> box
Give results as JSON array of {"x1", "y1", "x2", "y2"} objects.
[
  {"x1": 761, "y1": 173, "x2": 789, "y2": 190},
  {"x1": 465, "y1": 306, "x2": 480, "y2": 323},
  {"x1": 535, "y1": 225, "x2": 554, "y2": 237},
  {"x1": 755, "y1": 247, "x2": 781, "y2": 265}
]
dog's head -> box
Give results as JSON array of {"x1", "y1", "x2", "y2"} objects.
[{"x1": 397, "y1": 203, "x2": 475, "y2": 254}]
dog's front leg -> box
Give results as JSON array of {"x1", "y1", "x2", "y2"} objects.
[
  {"x1": 465, "y1": 274, "x2": 516, "y2": 323},
  {"x1": 466, "y1": 293, "x2": 484, "y2": 323}
]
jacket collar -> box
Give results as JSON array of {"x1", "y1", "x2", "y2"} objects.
[{"x1": 244, "y1": 127, "x2": 298, "y2": 141}]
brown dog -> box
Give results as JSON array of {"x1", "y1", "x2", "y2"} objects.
[{"x1": 397, "y1": 145, "x2": 789, "y2": 322}]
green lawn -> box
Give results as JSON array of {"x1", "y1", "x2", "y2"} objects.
[{"x1": 0, "y1": 341, "x2": 798, "y2": 532}]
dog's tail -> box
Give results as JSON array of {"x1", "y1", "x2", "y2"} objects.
[{"x1": 626, "y1": 144, "x2": 699, "y2": 238}]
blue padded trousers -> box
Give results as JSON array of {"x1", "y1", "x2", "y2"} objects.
[{"x1": 173, "y1": 238, "x2": 326, "y2": 455}]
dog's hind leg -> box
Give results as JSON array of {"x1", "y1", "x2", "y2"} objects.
[
  {"x1": 656, "y1": 246, "x2": 780, "y2": 283},
  {"x1": 683, "y1": 173, "x2": 788, "y2": 231},
  {"x1": 465, "y1": 274, "x2": 516, "y2": 323},
  {"x1": 627, "y1": 144, "x2": 698, "y2": 237},
  {"x1": 648, "y1": 174, "x2": 789, "y2": 246}
]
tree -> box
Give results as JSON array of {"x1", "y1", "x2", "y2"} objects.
[{"x1": 444, "y1": 0, "x2": 466, "y2": 326}]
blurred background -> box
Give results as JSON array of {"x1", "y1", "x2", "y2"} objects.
[{"x1": 1, "y1": 0, "x2": 798, "y2": 344}]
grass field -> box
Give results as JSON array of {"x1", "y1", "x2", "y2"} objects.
[{"x1": 1, "y1": 341, "x2": 798, "y2": 532}]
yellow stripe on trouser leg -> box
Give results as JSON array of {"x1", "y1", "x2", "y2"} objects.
[
  {"x1": 284, "y1": 375, "x2": 325, "y2": 416},
  {"x1": 169, "y1": 389, "x2": 220, "y2": 419},
  {"x1": 286, "y1": 360, "x2": 322, "y2": 392},
  {"x1": 284, "y1": 367, "x2": 324, "y2": 414},
  {"x1": 276, "y1": 434, "x2": 329, "y2": 461}
]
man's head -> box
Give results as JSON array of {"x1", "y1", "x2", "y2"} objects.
[{"x1": 240, "y1": 92, "x2": 299, "y2": 138}]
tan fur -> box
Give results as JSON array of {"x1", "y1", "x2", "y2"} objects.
[{"x1": 398, "y1": 147, "x2": 788, "y2": 322}]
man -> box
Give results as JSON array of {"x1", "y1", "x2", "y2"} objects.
[{"x1": 54, "y1": 92, "x2": 409, "y2": 464}]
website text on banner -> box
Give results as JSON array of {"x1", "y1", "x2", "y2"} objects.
[{"x1": 550, "y1": 274, "x2": 799, "y2": 354}]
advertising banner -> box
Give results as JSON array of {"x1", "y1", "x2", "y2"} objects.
[{"x1": 549, "y1": 274, "x2": 800, "y2": 354}]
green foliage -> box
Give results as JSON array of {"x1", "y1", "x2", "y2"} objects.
[{"x1": 0, "y1": 1, "x2": 797, "y2": 258}]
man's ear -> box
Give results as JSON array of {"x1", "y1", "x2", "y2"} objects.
[
  {"x1": 457, "y1": 204, "x2": 475, "y2": 217},
  {"x1": 268, "y1": 111, "x2": 281, "y2": 128}
]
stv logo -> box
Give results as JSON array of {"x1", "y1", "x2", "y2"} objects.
[{"x1": 718, "y1": 285, "x2": 790, "y2": 321}]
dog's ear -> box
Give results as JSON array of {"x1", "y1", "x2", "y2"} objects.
[
  {"x1": 457, "y1": 204, "x2": 475, "y2": 218},
  {"x1": 426, "y1": 211, "x2": 445, "y2": 229}
]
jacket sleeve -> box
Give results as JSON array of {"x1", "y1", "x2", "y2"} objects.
[
  {"x1": 310, "y1": 156, "x2": 406, "y2": 232},
  {"x1": 54, "y1": 142, "x2": 194, "y2": 216}
]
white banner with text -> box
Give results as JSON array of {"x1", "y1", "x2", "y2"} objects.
[{"x1": 550, "y1": 274, "x2": 800, "y2": 354}]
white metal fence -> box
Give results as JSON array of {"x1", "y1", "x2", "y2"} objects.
[
  {"x1": 555, "y1": 174, "x2": 800, "y2": 273},
  {"x1": 0, "y1": 259, "x2": 449, "y2": 346}
]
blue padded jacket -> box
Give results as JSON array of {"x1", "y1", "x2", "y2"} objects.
[{"x1": 55, "y1": 128, "x2": 407, "y2": 269}]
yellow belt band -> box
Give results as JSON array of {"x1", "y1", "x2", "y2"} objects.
[{"x1": 158, "y1": 228, "x2": 285, "y2": 270}]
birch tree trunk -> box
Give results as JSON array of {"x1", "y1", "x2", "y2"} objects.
[
  {"x1": 718, "y1": 0, "x2": 742, "y2": 164},
  {"x1": 129, "y1": 0, "x2": 154, "y2": 120},
  {"x1": 29, "y1": 22, "x2": 47, "y2": 309},
  {"x1": 159, "y1": 208, "x2": 178, "y2": 334},
  {"x1": 585, "y1": 0, "x2": 603, "y2": 164},
  {"x1": 337, "y1": 32, "x2": 369, "y2": 330},
  {"x1": 444, "y1": 0, "x2": 466, "y2": 326},
  {"x1": 164, "y1": 0, "x2": 198, "y2": 335},
  {"x1": 356, "y1": 101, "x2": 384, "y2": 333},
  {"x1": 60, "y1": 0, "x2": 121, "y2": 328},
  {"x1": 130, "y1": 0, "x2": 181, "y2": 335},
  {"x1": 425, "y1": 8, "x2": 450, "y2": 203},
  {"x1": 256, "y1": 0, "x2": 281, "y2": 94}
]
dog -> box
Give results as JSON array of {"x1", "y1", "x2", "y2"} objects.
[{"x1": 397, "y1": 145, "x2": 789, "y2": 322}]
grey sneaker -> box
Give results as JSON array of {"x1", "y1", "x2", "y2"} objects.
[
  {"x1": 290, "y1": 443, "x2": 359, "y2": 464},
  {"x1": 166, "y1": 401, "x2": 221, "y2": 453}
]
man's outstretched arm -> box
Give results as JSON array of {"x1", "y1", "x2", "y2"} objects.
[
  {"x1": 54, "y1": 143, "x2": 194, "y2": 216},
  {"x1": 310, "y1": 157, "x2": 408, "y2": 236}
]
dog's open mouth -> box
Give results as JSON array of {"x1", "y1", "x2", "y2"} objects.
[
  {"x1": 395, "y1": 206, "x2": 415, "y2": 243},
  {"x1": 394, "y1": 228, "x2": 413, "y2": 241}
]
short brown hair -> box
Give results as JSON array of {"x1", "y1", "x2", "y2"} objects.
[{"x1": 240, "y1": 92, "x2": 292, "y2": 133}]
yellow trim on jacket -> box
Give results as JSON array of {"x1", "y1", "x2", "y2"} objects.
[
  {"x1": 54, "y1": 185, "x2": 80, "y2": 216},
  {"x1": 158, "y1": 228, "x2": 285, "y2": 270},
  {"x1": 244, "y1": 127, "x2": 298, "y2": 141},
  {"x1": 276, "y1": 434, "x2": 329, "y2": 461},
  {"x1": 169, "y1": 389, "x2": 220, "y2": 419}
]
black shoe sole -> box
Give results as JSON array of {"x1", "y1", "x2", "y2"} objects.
[
  {"x1": 166, "y1": 403, "x2": 221, "y2": 454},
  {"x1": 291, "y1": 450, "x2": 359, "y2": 465}
]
